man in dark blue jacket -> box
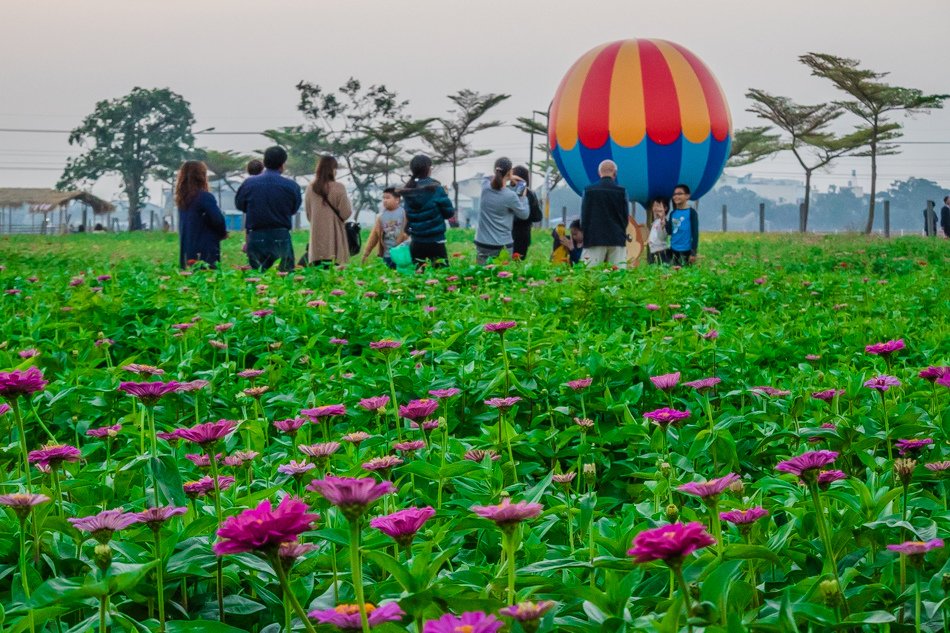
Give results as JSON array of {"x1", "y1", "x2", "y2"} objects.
[
  {"x1": 235, "y1": 146, "x2": 302, "y2": 272},
  {"x1": 580, "y1": 160, "x2": 630, "y2": 268}
]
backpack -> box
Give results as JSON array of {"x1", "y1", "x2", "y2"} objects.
[{"x1": 322, "y1": 194, "x2": 361, "y2": 256}]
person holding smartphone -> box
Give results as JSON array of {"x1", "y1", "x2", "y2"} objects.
[{"x1": 473, "y1": 157, "x2": 529, "y2": 265}]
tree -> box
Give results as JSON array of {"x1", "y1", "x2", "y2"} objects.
[
  {"x1": 261, "y1": 126, "x2": 327, "y2": 183},
  {"x1": 799, "y1": 53, "x2": 948, "y2": 233},
  {"x1": 58, "y1": 87, "x2": 195, "y2": 230},
  {"x1": 727, "y1": 126, "x2": 782, "y2": 167},
  {"x1": 745, "y1": 90, "x2": 865, "y2": 231},
  {"x1": 295, "y1": 78, "x2": 428, "y2": 217},
  {"x1": 422, "y1": 90, "x2": 511, "y2": 212},
  {"x1": 195, "y1": 148, "x2": 253, "y2": 206}
]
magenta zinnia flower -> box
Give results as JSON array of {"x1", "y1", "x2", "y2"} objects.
[
  {"x1": 423, "y1": 611, "x2": 503, "y2": 633},
  {"x1": 394, "y1": 440, "x2": 426, "y2": 453},
  {"x1": 483, "y1": 321, "x2": 517, "y2": 333},
  {"x1": 864, "y1": 375, "x2": 901, "y2": 392},
  {"x1": 122, "y1": 364, "x2": 164, "y2": 376},
  {"x1": 301, "y1": 404, "x2": 347, "y2": 420},
  {"x1": 776, "y1": 450, "x2": 838, "y2": 481},
  {"x1": 0, "y1": 492, "x2": 51, "y2": 519},
  {"x1": 183, "y1": 475, "x2": 235, "y2": 497},
  {"x1": 118, "y1": 380, "x2": 181, "y2": 405},
  {"x1": 751, "y1": 385, "x2": 790, "y2": 397},
  {"x1": 370, "y1": 506, "x2": 436, "y2": 547},
  {"x1": 237, "y1": 369, "x2": 264, "y2": 379},
  {"x1": 650, "y1": 372, "x2": 680, "y2": 391},
  {"x1": 28, "y1": 444, "x2": 81, "y2": 468},
  {"x1": 865, "y1": 339, "x2": 905, "y2": 356},
  {"x1": 136, "y1": 506, "x2": 187, "y2": 529},
  {"x1": 69, "y1": 509, "x2": 141, "y2": 543},
  {"x1": 398, "y1": 399, "x2": 439, "y2": 421},
  {"x1": 683, "y1": 377, "x2": 721, "y2": 392},
  {"x1": 720, "y1": 507, "x2": 768, "y2": 526},
  {"x1": 310, "y1": 602, "x2": 405, "y2": 630},
  {"x1": 214, "y1": 497, "x2": 319, "y2": 556},
  {"x1": 643, "y1": 408, "x2": 690, "y2": 426},
  {"x1": 362, "y1": 456, "x2": 404, "y2": 474},
  {"x1": 887, "y1": 539, "x2": 943, "y2": 557},
  {"x1": 811, "y1": 389, "x2": 845, "y2": 402},
  {"x1": 678, "y1": 473, "x2": 740, "y2": 499},
  {"x1": 274, "y1": 417, "x2": 307, "y2": 435},
  {"x1": 499, "y1": 601, "x2": 556, "y2": 623},
  {"x1": 369, "y1": 339, "x2": 402, "y2": 350},
  {"x1": 175, "y1": 419, "x2": 237, "y2": 446},
  {"x1": 359, "y1": 395, "x2": 390, "y2": 411},
  {"x1": 628, "y1": 521, "x2": 715, "y2": 564},
  {"x1": 0, "y1": 367, "x2": 48, "y2": 399},
  {"x1": 299, "y1": 442, "x2": 341, "y2": 459},
  {"x1": 817, "y1": 470, "x2": 847, "y2": 488},
  {"x1": 464, "y1": 449, "x2": 500, "y2": 462},
  {"x1": 471, "y1": 498, "x2": 543, "y2": 530},
  {"x1": 86, "y1": 424, "x2": 122, "y2": 438},
  {"x1": 307, "y1": 475, "x2": 396, "y2": 520},
  {"x1": 565, "y1": 377, "x2": 593, "y2": 391},
  {"x1": 0, "y1": 403, "x2": 9, "y2": 416},
  {"x1": 176, "y1": 380, "x2": 210, "y2": 393},
  {"x1": 484, "y1": 397, "x2": 522, "y2": 411},
  {"x1": 919, "y1": 366, "x2": 950, "y2": 383},
  {"x1": 428, "y1": 388, "x2": 461, "y2": 399},
  {"x1": 278, "y1": 461, "x2": 317, "y2": 476},
  {"x1": 895, "y1": 438, "x2": 933, "y2": 456}
]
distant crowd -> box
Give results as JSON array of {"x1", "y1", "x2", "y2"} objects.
[{"x1": 174, "y1": 145, "x2": 893, "y2": 272}]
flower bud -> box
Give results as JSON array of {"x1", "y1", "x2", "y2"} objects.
[
  {"x1": 819, "y1": 579, "x2": 841, "y2": 607},
  {"x1": 665, "y1": 503, "x2": 679, "y2": 522},
  {"x1": 893, "y1": 458, "x2": 916, "y2": 488},
  {"x1": 728, "y1": 479, "x2": 745, "y2": 495},
  {"x1": 583, "y1": 463, "x2": 597, "y2": 486},
  {"x1": 94, "y1": 543, "x2": 113, "y2": 572},
  {"x1": 659, "y1": 462, "x2": 672, "y2": 478}
]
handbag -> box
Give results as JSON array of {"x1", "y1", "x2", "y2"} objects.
[{"x1": 322, "y1": 193, "x2": 361, "y2": 256}]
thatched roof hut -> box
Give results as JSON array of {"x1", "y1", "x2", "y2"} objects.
[{"x1": 0, "y1": 188, "x2": 115, "y2": 214}]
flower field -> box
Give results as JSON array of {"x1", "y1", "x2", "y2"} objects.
[{"x1": 0, "y1": 231, "x2": 948, "y2": 633}]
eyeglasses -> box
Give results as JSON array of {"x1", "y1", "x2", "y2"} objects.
[{"x1": 672, "y1": 192, "x2": 685, "y2": 196}]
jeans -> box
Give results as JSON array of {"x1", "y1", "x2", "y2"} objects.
[
  {"x1": 410, "y1": 241, "x2": 448, "y2": 269},
  {"x1": 474, "y1": 241, "x2": 513, "y2": 265},
  {"x1": 247, "y1": 228, "x2": 295, "y2": 272}
]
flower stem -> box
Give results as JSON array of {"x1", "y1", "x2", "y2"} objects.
[
  {"x1": 19, "y1": 517, "x2": 34, "y2": 633},
  {"x1": 672, "y1": 564, "x2": 694, "y2": 633},
  {"x1": 11, "y1": 401, "x2": 32, "y2": 492},
  {"x1": 98, "y1": 594, "x2": 109, "y2": 633},
  {"x1": 708, "y1": 498, "x2": 723, "y2": 557},
  {"x1": 565, "y1": 491, "x2": 575, "y2": 554},
  {"x1": 208, "y1": 452, "x2": 225, "y2": 623},
  {"x1": 51, "y1": 467, "x2": 63, "y2": 518},
  {"x1": 503, "y1": 528, "x2": 518, "y2": 605},
  {"x1": 348, "y1": 518, "x2": 371, "y2": 633},
  {"x1": 914, "y1": 565, "x2": 922, "y2": 633},
  {"x1": 153, "y1": 528, "x2": 166, "y2": 632},
  {"x1": 808, "y1": 481, "x2": 849, "y2": 617},
  {"x1": 273, "y1": 556, "x2": 318, "y2": 633},
  {"x1": 880, "y1": 393, "x2": 892, "y2": 462},
  {"x1": 386, "y1": 359, "x2": 401, "y2": 441}
]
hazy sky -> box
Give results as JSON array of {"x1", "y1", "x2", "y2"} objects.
[{"x1": 2, "y1": 0, "x2": 949, "y2": 203}]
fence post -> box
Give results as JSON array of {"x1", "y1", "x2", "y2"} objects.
[
  {"x1": 883, "y1": 200, "x2": 890, "y2": 238},
  {"x1": 562, "y1": 206, "x2": 567, "y2": 227},
  {"x1": 721, "y1": 204, "x2": 727, "y2": 232},
  {"x1": 759, "y1": 203, "x2": 765, "y2": 233},
  {"x1": 926, "y1": 200, "x2": 936, "y2": 236},
  {"x1": 799, "y1": 203, "x2": 806, "y2": 233}
]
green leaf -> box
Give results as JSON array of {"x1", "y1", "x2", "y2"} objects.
[{"x1": 165, "y1": 622, "x2": 249, "y2": 633}]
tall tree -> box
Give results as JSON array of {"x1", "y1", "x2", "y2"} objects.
[
  {"x1": 195, "y1": 148, "x2": 253, "y2": 205},
  {"x1": 58, "y1": 87, "x2": 195, "y2": 230},
  {"x1": 261, "y1": 126, "x2": 326, "y2": 184},
  {"x1": 423, "y1": 90, "x2": 510, "y2": 211},
  {"x1": 799, "y1": 53, "x2": 948, "y2": 233},
  {"x1": 295, "y1": 78, "x2": 427, "y2": 217},
  {"x1": 745, "y1": 90, "x2": 865, "y2": 231},
  {"x1": 727, "y1": 126, "x2": 783, "y2": 167}
]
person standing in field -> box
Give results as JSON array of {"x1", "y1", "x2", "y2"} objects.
[
  {"x1": 306, "y1": 155, "x2": 353, "y2": 266},
  {"x1": 399, "y1": 154, "x2": 455, "y2": 269},
  {"x1": 510, "y1": 165, "x2": 543, "y2": 260},
  {"x1": 647, "y1": 197, "x2": 671, "y2": 264},
  {"x1": 175, "y1": 160, "x2": 228, "y2": 269},
  {"x1": 942, "y1": 196, "x2": 950, "y2": 238},
  {"x1": 580, "y1": 160, "x2": 629, "y2": 268},
  {"x1": 362, "y1": 187, "x2": 407, "y2": 268},
  {"x1": 666, "y1": 184, "x2": 699, "y2": 266},
  {"x1": 474, "y1": 157, "x2": 530, "y2": 265},
  {"x1": 235, "y1": 146, "x2": 301, "y2": 272}
]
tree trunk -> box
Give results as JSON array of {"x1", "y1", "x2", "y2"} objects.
[
  {"x1": 452, "y1": 160, "x2": 459, "y2": 215},
  {"x1": 126, "y1": 177, "x2": 142, "y2": 231},
  {"x1": 802, "y1": 171, "x2": 812, "y2": 233},
  {"x1": 865, "y1": 141, "x2": 878, "y2": 234}
]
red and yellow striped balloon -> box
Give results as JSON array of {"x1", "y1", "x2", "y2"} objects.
[{"x1": 549, "y1": 39, "x2": 732, "y2": 205}]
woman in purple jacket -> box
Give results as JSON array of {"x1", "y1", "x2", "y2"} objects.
[{"x1": 176, "y1": 160, "x2": 228, "y2": 269}]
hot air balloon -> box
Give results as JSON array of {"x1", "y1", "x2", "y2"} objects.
[{"x1": 548, "y1": 39, "x2": 732, "y2": 206}]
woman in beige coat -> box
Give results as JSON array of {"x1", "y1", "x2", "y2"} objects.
[{"x1": 306, "y1": 155, "x2": 353, "y2": 265}]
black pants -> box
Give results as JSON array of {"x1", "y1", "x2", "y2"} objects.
[
  {"x1": 670, "y1": 250, "x2": 692, "y2": 266},
  {"x1": 648, "y1": 249, "x2": 671, "y2": 265},
  {"x1": 247, "y1": 228, "x2": 295, "y2": 272},
  {"x1": 512, "y1": 226, "x2": 531, "y2": 260},
  {"x1": 410, "y1": 241, "x2": 448, "y2": 269}
]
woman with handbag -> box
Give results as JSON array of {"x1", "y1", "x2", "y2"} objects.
[
  {"x1": 306, "y1": 155, "x2": 354, "y2": 266},
  {"x1": 176, "y1": 160, "x2": 228, "y2": 269}
]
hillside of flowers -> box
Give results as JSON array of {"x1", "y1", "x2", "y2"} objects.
[{"x1": 0, "y1": 232, "x2": 948, "y2": 633}]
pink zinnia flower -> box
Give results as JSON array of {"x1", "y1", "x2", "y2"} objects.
[
  {"x1": 429, "y1": 388, "x2": 460, "y2": 399},
  {"x1": 18, "y1": 348, "x2": 39, "y2": 359},
  {"x1": 643, "y1": 408, "x2": 690, "y2": 426},
  {"x1": 394, "y1": 440, "x2": 426, "y2": 453},
  {"x1": 183, "y1": 476, "x2": 235, "y2": 497},
  {"x1": 213, "y1": 497, "x2": 319, "y2": 556},
  {"x1": 864, "y1": 375, "x2": 901, "y2": 391},
  {"x1": 939, "y1": 374, "x2": 950, "y2": 389},
  {"x1": 751, "y1": 386, "x2": 790, "y2": 397},
  {"x1": 817, "y1": 470, "x2": 847, "y2": 488},
  {"x1": 0, "y1": 493, "x2": 51, "y2": 519},
  {"x1": 310, "y1": 602, "x2": 405, "y2": 630},
  {"x1": 69, "y1": 509, "x2": 141, "y2": 543},
  {"x1": 0, "y1": 367, "x2": 48, "y2": 399},
  {"x1": 279, "y1": 541, "x2": 317, "y2": 561},
  {"x1": 865, "y1": 339, "x2": 905, "y2": 356},
  {"x1": 499, "y1": 601, "x2": 556, "y2": 624},
  {"x1": 329, "y1": 337, "x2": 349, "y2": 345},
  {"x1": 471, "y1": 498, "x2": 543, "y2": 529},
  {"x1": 811, "y1": 389, "x2": 845, "y2": 402},
  {"x1": 683, "y1": 377, "x2": 721, "y2": 392},
  {"x1": 307, "y1": 476, "x2": 396, "y2": 520},
  {"x1": 423, "y1": 611, "x2": 502, "y2": 633},
  {"x1": 886, "y1": 539, "x2": 944, "y2": 557},
  {"x1": 776, "y1": 450, "x2": 838, "y2": 481},
  {"x1": 175, "y1": 419, "x2": 237, "y2": 447},
  {"x1": 136, "y1": 506, "x2": 187, "y2": 529},
  {"x1": 398, "y1": 399, "x2": 439, "y2": 421},
  {"x1": 678, "y1": 473, "x2": 740, "y2": 499},
  {"x1": 483, "y1": 321, "x2": 517, "y2": 333},
  {"x1": 925, "y1": 461, "x2": 950, "y2": 472},
  {"x1": 28, "y1": 444, "x2": 81, "y2": 468},
  {"x1": 411, "y1": 419, "x2": 440, "y2": 432},
  {"x1": 274, "y1": 418, "x2": 307, "y2": 435},
  {"x1": 122, "y1": 364, "x2": 164, "y2": 376},
  {"x1": 278, "y1": 461, "x2": 317, "y2": 476},
  {"x1": 565, "y1": 377, "x2": 593, "y2": 392},
  {"x1": 919, "y1": 366, "x2": 950, "y2": 383},
  {"x1": 299, "y1": 442, "x2": 341, "y2": 459},
  {"x1": 484, "y1": 397, "x2": 521, "y2": 411},
  {"x1": 370, "y1": 506, "x2": 435, "y2": 547},
  {"x1": 214, "y1": 323, "x2": 234, "y2": 333},
  {"x1": 86, "y1": 424, "x2": 122, "y2": 438},
  {"x1": 185, "y1": 453, "x2": 213, "y2": 468},
  {"x1": 118, "y1": 381, "x2": 181, "y2": 405},
  {"x1": 359, "y1": 395, "x2": 390, "y2": 412},
  {"x1": 237, "y1": 369, "x2": 265, "y2": 379},
  {"x1": 0, "y1": 403, "x2": 8, "y2": 416},
  {"x1": 362, "y1": 456, "x2": 404, "y2": 472},
  {"x1": 302, "y1": 404, "x2": 347, "y2": 420},
  {"x1": 176, "y1": 380, "x2": 210, "y2": 393},
  {"x1": 552, "y1": 472, "x2": 576, "y2": 485},
  {"x1": 646, "y1": 304, "x2": 660, "y2": 311},
  {"x1": 251, "y1": 309, "x2": 274, "y2": 318},
  {"x1": 465, "y1": 449, "x2": 500, "y2": 462},
  {"x1": 650, "y1": 372, "x2": 681, "y2": 391},
  {"x1": 369, "y1": 339, "x2": 402, "y2": 350},
  {"x1": 895, "y1": 438, "x2": 933, "y2": 456},
  {"x1": 343, "y1": 431, "x2": 371, "y2": 445},
  {"x1": 702, "y1": 330, "x2": 719, "y2": 340},
  {"x1": 720, "y1": 507, "x2": 769, "y2": 525},
  {"x1": 627, "y1": 521, "x2": 716, "y2": 564}
]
